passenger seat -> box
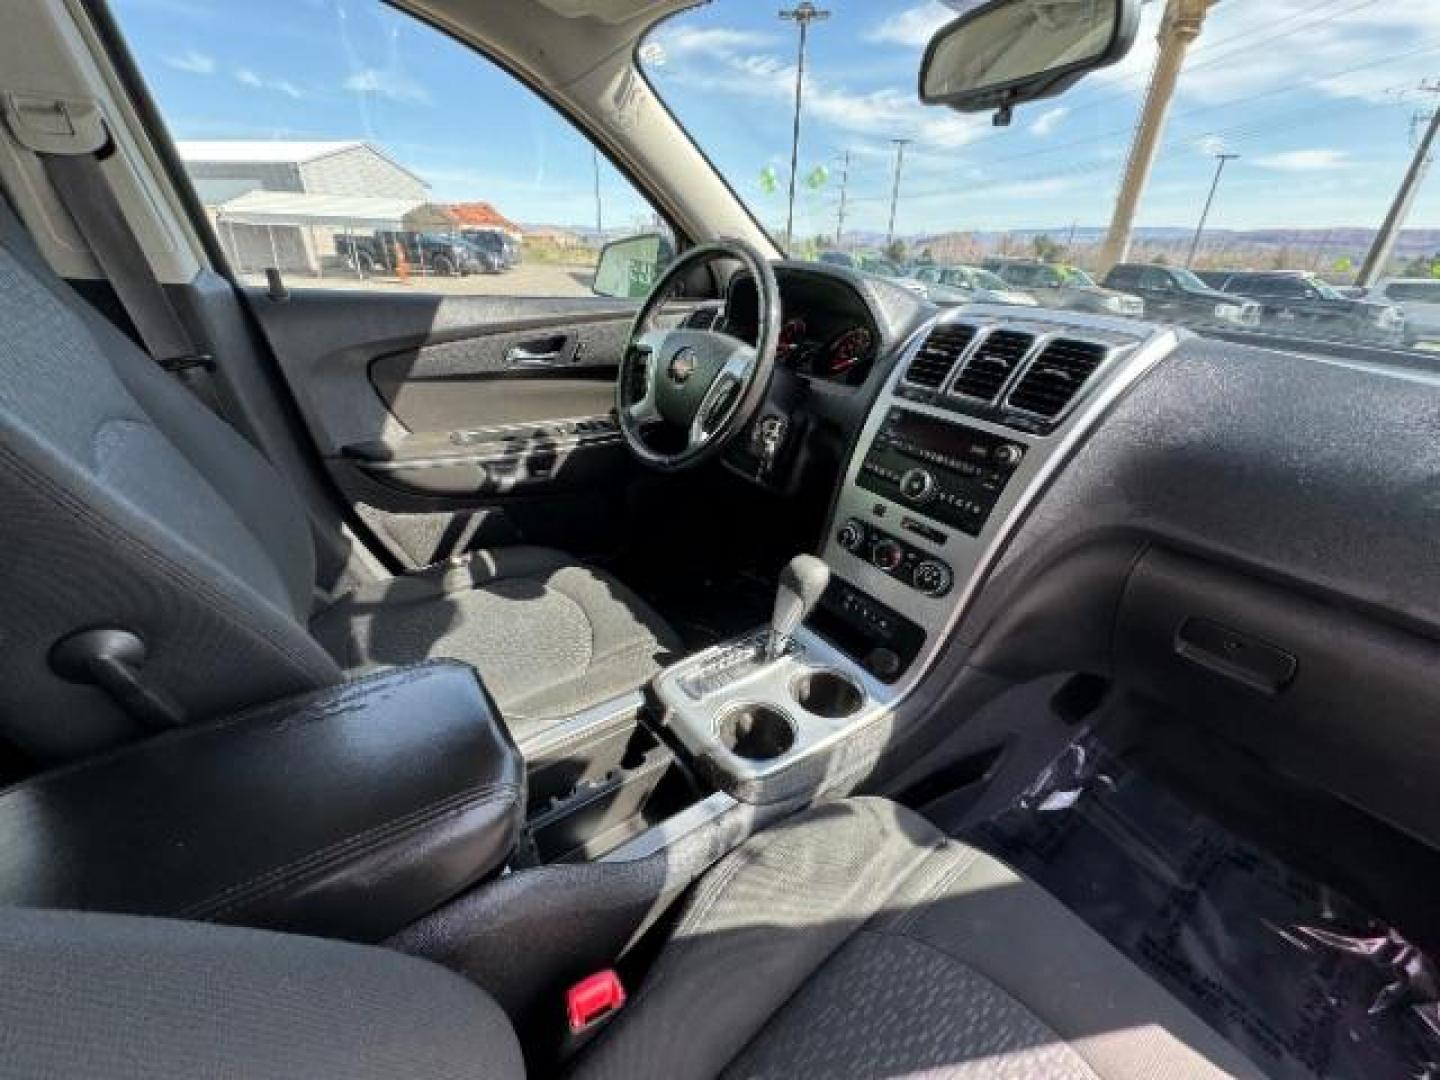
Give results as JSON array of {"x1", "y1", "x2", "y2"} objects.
[{"x1": 0, "y1": 798, "x2": 1261, "y2": 1078}]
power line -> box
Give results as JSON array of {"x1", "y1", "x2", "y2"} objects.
[
  {"x1": 925, "y1": 0, "x2": 1396, "y2": 165},
  {"x1": 839, "y1": 45, "x2": 1440, "y2": 209}
]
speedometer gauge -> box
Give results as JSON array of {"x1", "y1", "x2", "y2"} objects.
[{"x1": 825, "y1": 327, "x2": 873, "y2": 378}]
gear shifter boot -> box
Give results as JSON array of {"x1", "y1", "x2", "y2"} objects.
[{"x1": 767, "y1": 554, "x2": 831, "y2": 659}]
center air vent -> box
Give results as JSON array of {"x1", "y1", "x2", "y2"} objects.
[
  {"x1": 904, "y1": 323, "x2": 977, "y2": 389},
  {"x1": 1007, "y1": 338, "x2": 1110, "y2": 419},
  {"x1": 951, "y1": 329, "x2": 1034, "y2": 402}
]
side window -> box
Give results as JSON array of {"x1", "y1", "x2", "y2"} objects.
[
  {"x1": 1139, "y1": 268, "x2": 1171, "y2": 291},
  {"x1": 109, "y1": 0, "x2": 669, "y2": 298},
  {"x1": 1108, "y1": 267, "x2": 1138, "y2": 289}
]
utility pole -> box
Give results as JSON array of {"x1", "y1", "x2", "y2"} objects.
[
  {"x1": 834, "y1": 149, "x2": 851, "y2": 246},
  {"x1": 1186, "y1": 152, "x2": 1239, "y2": 267},
  {"x1": 591, "y1": 148, "x2": 604, "y2": 240},
  {"x1": 886, "y1": 138, "x2": 912, "y2": 250},
  {"x1": 1099, "y1": 0, "x2": 1217, "y2": 272},
  {"x1": 1358, "y1": 80, "x2": 1440, "y2": 287},
  {"x1": 780, "y1": 3, "x2": 830, "y2": 252}
]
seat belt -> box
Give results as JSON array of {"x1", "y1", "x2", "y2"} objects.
[{"x1": 2, "y1": 94, "x2": 223, "y2": 415}]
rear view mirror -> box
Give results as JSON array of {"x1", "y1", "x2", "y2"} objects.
[{"x1": 920, "y1": 0, "x2": 1139, "y2": 124}]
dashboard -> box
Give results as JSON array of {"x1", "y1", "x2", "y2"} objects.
[{"x1": 722, "y1": 267, "x2": 881, "y2": 385}]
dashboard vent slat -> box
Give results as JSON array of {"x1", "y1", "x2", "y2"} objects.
[
  {"x1": 904, "y1": 323, "x2": 977, "y2": 389},
  {"x1": 951, "y1": 329, "x2": 1034, "y2": 402},
  {"x1": 1008, "y1": 338, "x2": 1110, "y2": 419}
]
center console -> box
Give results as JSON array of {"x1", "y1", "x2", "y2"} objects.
[{"x1": 657, "y1": 307, "x2": 1179, "y2": 802}]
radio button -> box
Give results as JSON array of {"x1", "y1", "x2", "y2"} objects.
[{"x1": 899, "y1": 468, "x2": 936, "y2": 503}]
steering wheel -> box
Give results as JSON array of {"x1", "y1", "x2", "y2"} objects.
[{"x1": 616, "y1": 239, "x2": 781, "y2": 472}]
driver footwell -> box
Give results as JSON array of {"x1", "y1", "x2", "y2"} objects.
[{"x1": 951, "y1": 733, "x2": 1440, "y2": 1079}]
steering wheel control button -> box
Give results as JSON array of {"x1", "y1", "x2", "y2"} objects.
[
  {"x1": 899, "y1": 468, "x2": 936, "y2": 503},
  {"x1": 912, "y1": 559, "x2": 954, "y2": 598},
  {"x1": 837, "y1": 518, "x2": 867, "y2": 553}
]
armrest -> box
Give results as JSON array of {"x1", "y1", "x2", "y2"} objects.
[{"x1": 0, "y1": 661, "x2": 523, "y2": 942}]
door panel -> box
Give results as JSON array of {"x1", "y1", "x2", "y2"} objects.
[{"x1": 247, "y1": 287, "x2": 660, "y2": 567}]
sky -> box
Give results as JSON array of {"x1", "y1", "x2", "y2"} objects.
[{"x1": 111, "y1": 0, "x2": 1440, "y2": 242}]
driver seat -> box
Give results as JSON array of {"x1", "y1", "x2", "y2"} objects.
[{"x1": 0, "y1": 197, "x2": 678, "y2": 764}]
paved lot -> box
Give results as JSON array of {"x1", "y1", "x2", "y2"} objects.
[{"x1": 240, "y1": 261, "x2": 598, "y2": 298}]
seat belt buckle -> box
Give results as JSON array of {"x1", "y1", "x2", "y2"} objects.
[
  {"x1": 566, "y1": 969, "x2": 626, "y2": 1034},
  {"x1": 159, "y1": 352, "x2": 215, "y2": 374}
]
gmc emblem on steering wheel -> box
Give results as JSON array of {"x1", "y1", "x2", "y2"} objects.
[{"x1": 667, "y1": 348, "x2": 697, "y2": 384}]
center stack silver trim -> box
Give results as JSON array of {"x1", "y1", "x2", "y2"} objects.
[{"x1": 657, "y1": 304, "x2": 1180, "y2": 787}]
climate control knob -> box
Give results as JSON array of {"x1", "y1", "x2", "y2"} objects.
[
  {"x1": 837, "y1": 518, "x2": 867, "y2": 554},
  {"x1": 899, "y1": 468, "x2": 936, "y2": 503},
  {"x1": 912, "y1": 559, "x2": 954, "y2": 597},
  {"x1": 871, "y1": 539, "x2": 905, "y2": 574}
]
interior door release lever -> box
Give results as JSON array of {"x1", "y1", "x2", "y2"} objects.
[{"x1": 506, "y1": 337, "x2": 570, "y2": 366}]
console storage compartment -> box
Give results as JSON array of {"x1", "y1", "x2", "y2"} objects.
[{"x1": 0, "y1": 661, "x2": 523, "y2": 942}]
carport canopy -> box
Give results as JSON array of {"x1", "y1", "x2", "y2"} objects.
[{"x1": 214, "y1": 191, "x2": 426, "y2": 230}]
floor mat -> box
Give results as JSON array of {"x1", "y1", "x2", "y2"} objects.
[{"x1": 964, "y1": 736, "x2": 1440, "y2": 1079}]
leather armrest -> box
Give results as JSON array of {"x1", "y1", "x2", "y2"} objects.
[{"x1": 0, "y1": 661, "x2": 523, "y2": 942}]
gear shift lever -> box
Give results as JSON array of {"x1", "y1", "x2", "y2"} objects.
[{"x1": 767, "y1": 555, "x2": 831, "y2": 660}]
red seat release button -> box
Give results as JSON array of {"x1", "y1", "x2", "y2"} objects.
[{"x1": 567, "y1": 969, "x2": 626, "y2": 1033}]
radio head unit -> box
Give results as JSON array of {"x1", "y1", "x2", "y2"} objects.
[{"x1": 857, "y1": 408, "x2": 1027, "y2": 536}]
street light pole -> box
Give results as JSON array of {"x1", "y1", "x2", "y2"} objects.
[
  {"x1": 592, "y1": 148, "x2": 604, "y2": 240},
  {"x1": 1186, "y1": 152, "x2": 1239, "y2": 268},
  {"x1": 834, "y1": 149, "x2": 851, "y2": 246},
  {"x1": 1358, "y1": 81, "x2": 1440, "y2": 287},
  {"x1": 780, "y1": 3, "x2": 829, "y2": 252},
  {"x1": 886, "y1": 138, "x2": 913, "y2": 250}
]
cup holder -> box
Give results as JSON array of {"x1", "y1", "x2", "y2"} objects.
[
  {"x1": 716, "y1": 704, "x2": 797, "y2": 761},
  {"x1": 791, "y1": 668, "x2": 865, "y2": 719}
]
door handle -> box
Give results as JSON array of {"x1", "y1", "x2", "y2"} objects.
[{"x1": 506, "y1": 337, "x2": 570, "y2": 367}]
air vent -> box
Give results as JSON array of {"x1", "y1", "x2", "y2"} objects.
[
  {"x1": 1007, "y1": 338, "x2": 1109, "y2": 419},
  {"x1": 951, "y1": 329, "x2": 1034, "y2": 402},
  {"x1": 904, "y1": 323, "x2": 977, "y2": 389}
]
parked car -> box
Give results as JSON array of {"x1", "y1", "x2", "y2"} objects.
[
  {"x1": 1103, "y1": 263, "x2": 1261, "y2": 329},
  {"x1": 816, "y1": 250, "x2": 857, "y2": 269},
  {"x1": 987, "y1": 258, "x2": 1145, "y2": 316},
  {"x1": 1365, "y1": 278, "x2": 1440, "y2": 345},
  {"x1": 336, "y1": 230, "x2": 501, "y2": 276},
  {"x1": 460, "y1": 228, "x2": 521, "y2": 271},
  {"x1": 1197, "y1": 270, "x2": 1405, "y2": 346},
  {"x1": 854, "y1": 253, "x2": 928, "y2": 296},
  {"x1": 908, "y1": 264, "x2": 1039, "y2": 307}
]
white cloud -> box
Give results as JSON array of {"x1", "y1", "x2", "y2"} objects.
[
  {"x1": 343, "y1": 68, "x2": 432, "y2": 106},
  {"x1": 1029, "y1": 106, "x2": 1069, "y2": 137},
  {"x1": 233, "y1": 67, "x2": 303, "y2": 99},
  {"x1": 658, "y1": 27, "x2": 776, "y2": 57},
  {"x1": 1254, "y1": 149, "x2": 1352, "y2": 172},
  {"x1": 864, "y1": 2, "x2": 955, "y2": 49},
  {"x1": 648, "y1": 27, "x2": 988, "y2": 150},
  {"x1": 164, "y1": 49, "x2": 215, "y2": 75}
]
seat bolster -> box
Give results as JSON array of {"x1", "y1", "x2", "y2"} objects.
[
  {"x1": 570, "y1": 797, "x2": 1263, "y2": 1080},
  {"x1": 568, "y1": 798, "x2": 947, "y2": 1079},
  {"x1": 0, "y1": 908, "x2": 523, "y2": 1080}
]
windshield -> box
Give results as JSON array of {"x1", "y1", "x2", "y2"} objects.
[{"x1": 641, "y1": 1, "x2": 1440, "y2": 353}]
